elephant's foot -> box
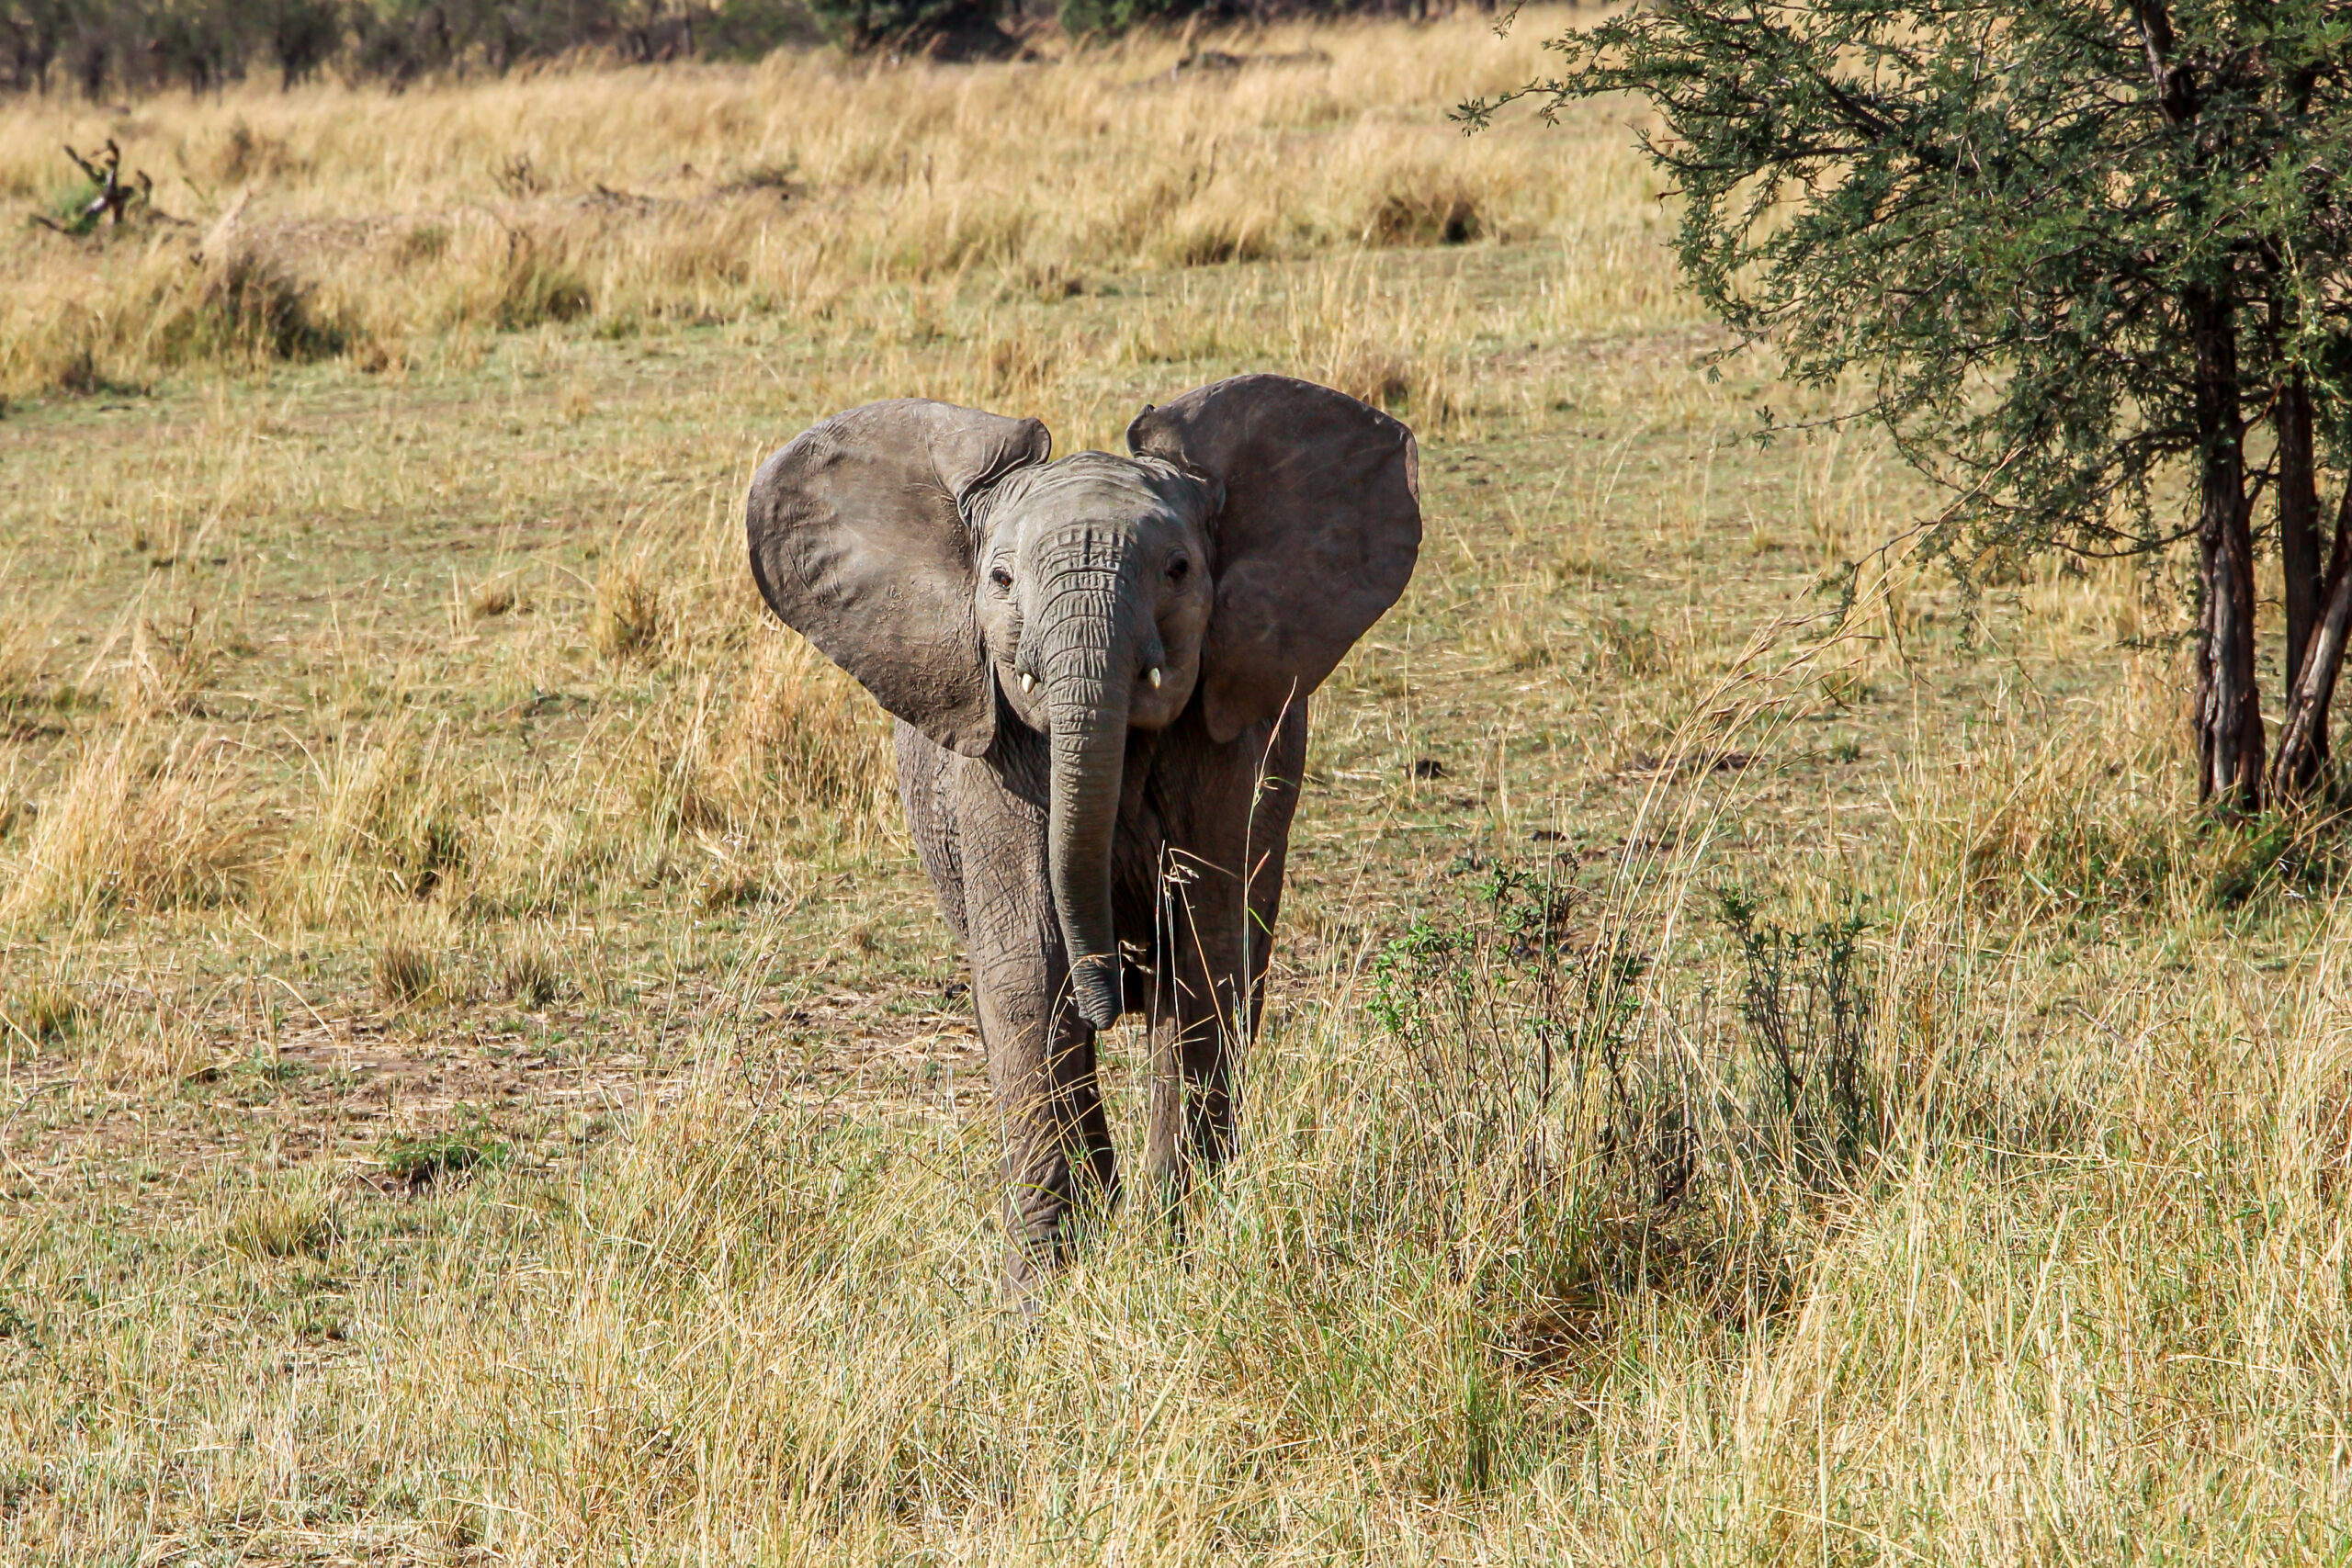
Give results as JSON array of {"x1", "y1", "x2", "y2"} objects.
[{"x1": 1001, "y1": 1142, "x2": 1119, "y2": 1298}]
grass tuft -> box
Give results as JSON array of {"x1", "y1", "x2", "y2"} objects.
[
  {"x1": 221, "y1": 1186, "x2": 337, "y2": 1260},
  {"x1": 485, "y1": 238, "x2": 593, "y2": 331},
  {"x1": 1365, "y1": 182, "x2": 1484, "y2": 247},
  {"x1": 3, "y1": 979, "x2": 87, "y2": 1048},
  {"x1": 372, "y1": 933, "x2": 438, "y2": 1010},
  {"x1": 500, "y1": 932, "x2": 561, "y2": 1006},
  {"x1": 153, "y1": 248, "x2": 347, "y2": 367},
  {"x1": 589, "y1": 550, "x2": 664, "y2": 661}
]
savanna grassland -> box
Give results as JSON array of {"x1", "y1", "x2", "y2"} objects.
[{"x1": 4, "y1": 13, "x2": 2350, "y2": 1564}]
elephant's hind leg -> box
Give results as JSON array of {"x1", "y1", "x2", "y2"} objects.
[
  {"x1": 1143, "y1": 934, "x2": 1240, "y2": 1229},
  {"x1": 1144, "y1": 707, "x2": 1306, "y2": 1226},
  {"x1": 896, "y1": 721, "x2": 969, "y2": 947}
]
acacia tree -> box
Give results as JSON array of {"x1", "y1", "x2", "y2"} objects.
[{"x1": 1468, "y1": 1, "x2": 2352, "y2": 814}]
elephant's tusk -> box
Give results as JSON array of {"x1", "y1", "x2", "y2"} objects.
[
  {"x1": 1148, "y1": 666, "x2": 1163, "y2": 689},
  {"x1": 1019, "y1": 671, "x2": 1036, "y2": 693}
]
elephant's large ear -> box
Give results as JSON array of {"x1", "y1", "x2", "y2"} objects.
[
  {"x1": 1127, "y1": 374, "x2": 1419, "y2": 743},
  {"x1": 748, "y1": 399, "x2": 1049, "y2": 757}
]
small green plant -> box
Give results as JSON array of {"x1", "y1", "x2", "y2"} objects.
[
  {"x1": 1368, "y1": 863, "x2": 1677, "y2": 1245},
  {"x1": 377, "y1": 1112, "x2": 509, "y2": 1192},
  {"x1": 1714, "y1": 888, "x2": 1883, "y2": 1187},
  {"x1": 31, "y1": 141, "x2": 150, "y2": 237}
]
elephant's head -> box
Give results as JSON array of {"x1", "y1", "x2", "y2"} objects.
[{"x1": 746, "y1": 375, "x2": 1420, "y2": 1028}]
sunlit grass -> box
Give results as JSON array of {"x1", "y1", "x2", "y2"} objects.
[{"x1": 2, "y1": 13, "x2": 2345, "y2": 1565}]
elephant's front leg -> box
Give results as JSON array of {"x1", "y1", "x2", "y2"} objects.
[{"x1": 959, "y1": 782, "x2": 1118, "y2": 1293}]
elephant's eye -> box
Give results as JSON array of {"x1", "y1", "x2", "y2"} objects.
[
  {"x1": 989, "y1": 564, "x2": 1014, "y2": 590},
  {"x1": 1167, "y1": 555, "x2": 1190, "y2": 583}
]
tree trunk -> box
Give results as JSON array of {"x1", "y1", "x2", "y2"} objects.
[
  {"x1": 2271, "y1": 479, "x2": 2352, "y2": 798},
  {"x1": 2189, "y1": 287, "x2": 2263, "y2": 815},
  {"x1": 2280, "y1": 374, "x2": 2322, "y2": 695}
]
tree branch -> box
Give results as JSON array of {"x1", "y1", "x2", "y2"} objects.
[{"x1": 2132, "y1": 0, "x2": 2198, "y2": 124}]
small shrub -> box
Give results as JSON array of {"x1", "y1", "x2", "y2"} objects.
[
  {"x1": 1362, "y1": 863, "x2": 1894, "y2": 1350},
  {"x1": 35, "y1": 180, "x2": 105, "y2": 236},
  {"x1": 1715, "y1": 889, "x2": 1885, "y2": 1188}
]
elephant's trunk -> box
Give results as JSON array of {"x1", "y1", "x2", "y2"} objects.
[{"x1": 1035, "y1": 535, "x2": 1137, "y2": 1030}]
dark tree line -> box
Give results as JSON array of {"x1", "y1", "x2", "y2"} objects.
[
  {"x1": 0, "y1": 0, "x2": 811, "y2": 95},
  {"x1": 1, "y1": 0, "x2": 1452, "y2": 83}
]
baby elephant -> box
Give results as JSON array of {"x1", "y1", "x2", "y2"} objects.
[{"x1": 747, "y1": 374, "x2": 1419, "y2": 1290}]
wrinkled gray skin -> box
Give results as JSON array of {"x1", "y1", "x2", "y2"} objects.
[{"x1": 748, "y1": 375, "x2": 1419, "y2": 1292}]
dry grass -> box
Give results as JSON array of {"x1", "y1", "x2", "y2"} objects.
[
  {"x1": 0, "y1": 13, "x2": 1684, "y2": 398},
  {"x1": 1, "y1": 13, "x2": 2346, "y2": 1565},
  {"x1": 0, "y1": 724, "x2": 257, "y2": 925}
]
